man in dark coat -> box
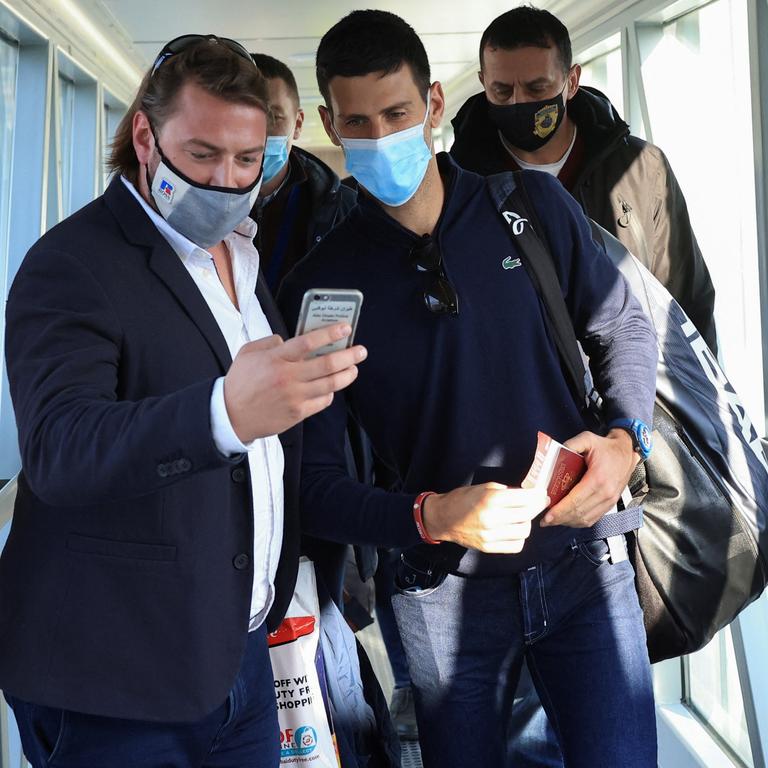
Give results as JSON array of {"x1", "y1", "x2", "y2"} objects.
[
  {"x1": 250, "y1": 53, "x2": 357, "y2": 293},
  {"x1": 450, "y1": 8, "x2": 715, "y2": 766},
  {"x1": 451, "y1": 6, "x2": 717, "y2": 354},
  {"x1": 0, "y1": 35, "x2": 363, "y2": 767}
]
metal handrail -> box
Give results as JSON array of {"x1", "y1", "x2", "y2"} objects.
[
  {"x1": 0, "y1": 477, "x2": 19, "y2": 768},
  {"x1": 0, "y1": 477, "x2": 17, "y2": 531},
  {"x1": 0, "y1": 693, "x2": 9, "y2": 768}
]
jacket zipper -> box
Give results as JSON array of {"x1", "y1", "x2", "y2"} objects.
[{"x1": 617, "y1": 195, "x2": 651, "y2": 268}]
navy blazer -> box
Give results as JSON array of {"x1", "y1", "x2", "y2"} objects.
[{"x1": 0, "y1": 177, "x2": 301, "y2": 722}]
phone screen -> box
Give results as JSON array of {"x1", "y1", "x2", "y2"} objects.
[{"x1": 295, "y1": 289, "x2": 363, "y2": 357}]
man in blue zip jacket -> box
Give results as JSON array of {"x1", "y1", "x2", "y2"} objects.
[{"x1": 280, "y1": 11, "x2": 658, "y2": 768}]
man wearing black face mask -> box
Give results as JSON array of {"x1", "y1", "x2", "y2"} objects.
[
  {"x1": 451, "y1": 10, "x2": 718, "y2": 768},
  {"x1": 451, "y1": 6, "x2": 718, "y2": 355},
  {"x1": 0, "y1": 35, "x2": 365, "y2": 767}
]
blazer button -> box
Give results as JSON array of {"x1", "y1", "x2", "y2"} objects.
[
  {"x1": 177, "y1": 458, "x2": 191, "y2": 472},
  {"x1": 233, "y1": 553, "x2": 250, "y2": 570},
  {"x1": 157, "y1": 464, "x2": 169, "y2": 478},
  {"x1": 231, "y1": 466, "x2": 247, "y2": 483}
]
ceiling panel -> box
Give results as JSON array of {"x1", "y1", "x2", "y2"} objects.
[
  {"x1": 102, "y1": 0, "x2": 515, "y2": 50},
  {"x1": 95, "y1": 0, "x2": 511, "y2": 145}
]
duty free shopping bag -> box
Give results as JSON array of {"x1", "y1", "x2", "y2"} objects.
[{"x1": 269, "y1": 557, "x2": 340, "y2": 767}]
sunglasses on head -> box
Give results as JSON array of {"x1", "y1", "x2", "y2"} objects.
[
  {"x1": 151, "y1": 34, "x2": 253, "y2": 77},
  {"x1": 409, "y1": 236, "x2": 459, "y2": 316}
]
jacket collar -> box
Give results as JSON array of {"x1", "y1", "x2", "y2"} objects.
[
  {"x1": 450, "y1": 92, "x2": 511, "y2": 175},
  {"x1": 351, "y1": 152, "x2": 468, "y2": 248},
  {"x1": 292, "y1": 145, "x2": 341, "y2": 203},
  {"x1": 255, "y1": 147, "x2": 339, "y2": 214},
  {"x1": 567, "y1": 86, "x2": 629, "y2": 148}
]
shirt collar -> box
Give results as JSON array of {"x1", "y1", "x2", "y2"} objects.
[
  {"x1": 500, "y1": 124, "x2": 578, "y2": 171},
  {"x1": 120, "y1": 175, "x2": 258, "y2": 263}
]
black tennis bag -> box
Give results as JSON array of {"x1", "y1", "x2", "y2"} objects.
[{"x1": 489, "y1": 171, "x2": 768, "y2": 663}]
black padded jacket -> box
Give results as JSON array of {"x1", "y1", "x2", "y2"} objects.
[{"x1": 451, "y1": 86, "x2": 717, "y2": 353}]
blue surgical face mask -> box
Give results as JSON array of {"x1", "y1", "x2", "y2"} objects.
[
  {"x1": 262, "y1": 135, "x2": 290, "y2": 183},
  {"x1": 333, "y1": 93, "x2": 432, "y2": 207}
]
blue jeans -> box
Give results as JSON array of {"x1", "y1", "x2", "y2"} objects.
[
  {"x1": 5, "y1": 624, "x2": 279, "y2": 768},
  {"x1": 391, "y1": 539, "x2": 656, "y2": 768},
  {"x1": 508, "y1": 662, "x2": 563, "y2": 768},
  {"x1": 375, "y1": 548, "x2": 412, "y2": 689}
]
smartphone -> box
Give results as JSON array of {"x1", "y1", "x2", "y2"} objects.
[{"x1": 295, "y1": 289, "x2": 363, "y2": 357}]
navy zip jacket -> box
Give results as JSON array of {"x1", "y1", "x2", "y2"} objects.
[{"x1": 279, "y1": 154, "x2": 656, "y2": 576}]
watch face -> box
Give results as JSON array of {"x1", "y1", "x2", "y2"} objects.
[{"x1": 638, "y1": 423, "x2": 652, "y2": 453}]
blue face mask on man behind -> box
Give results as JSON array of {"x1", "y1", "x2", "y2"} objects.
[
  {"x1": 262, "y1": 135, "x2": 290, "y2": 184},
  {"x1": 333, "y1": 93, "x2": 432, "y2": 207}
]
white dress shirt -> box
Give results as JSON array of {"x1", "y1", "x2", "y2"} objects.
[{"x1": 122, "y1": 176, "x2": 284, "y2": 631}]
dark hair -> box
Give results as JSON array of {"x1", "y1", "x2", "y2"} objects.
[
  {"x1": 108, "y1": 38, "x2": 270, "y2": 183},
  {"x1": 250, "y1": 53, "x2": 300, "y2": 108},
  {"x1": 480, "y1": 6, "x2": 572, "y2": 73},
  {"x1": 316, "y1": 10, "x2": 430, "y2": 110}
]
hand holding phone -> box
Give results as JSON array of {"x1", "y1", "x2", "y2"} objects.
[
  {"x1": 295, "y1": 289, "x2": 363, "y2": 357},
  {"x1": 223, "y1": 322, "x2": 366, "y2": 442}
]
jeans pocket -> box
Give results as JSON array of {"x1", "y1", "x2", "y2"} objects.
[
  {"x1": 46, "y1": 709, "x2": 68, "y2": 765},
  {"x1": 393, "y1": 553, "x2": 448, "y2": 597},
  {"x1": 10, "y1": 697, "x2": 69, "y2": 766},
  {"x1": 576, "y1": 539, "x2": 611, "y2": 567}
]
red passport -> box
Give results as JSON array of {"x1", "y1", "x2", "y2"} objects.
[{"x1": 522, "y1": 432, "x2": 586, "y2": 506}]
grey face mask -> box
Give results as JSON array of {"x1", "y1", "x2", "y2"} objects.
[{"x1": 149, "y1": 144, "x2": 262, "y2": 249}]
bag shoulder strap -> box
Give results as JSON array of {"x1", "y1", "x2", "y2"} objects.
[
  {"x1": 486, "y1": 171, "x2": 593, "y2": 412},
  {"x1": 487, "y1": 171, "x2": 642, "y2": 536}
]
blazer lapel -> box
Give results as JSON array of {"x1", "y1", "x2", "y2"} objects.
[
  {"x1": 105, "y1": 177, "x2": 232, "y2": 372},
  {"x1": 147, "y1": 245, "x2": 233, "y2": 371},
  {"x1": 257, "y1": 273, "x2": 288, "y2": 339}
]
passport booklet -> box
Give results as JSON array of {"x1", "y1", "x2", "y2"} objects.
[{"x1": 522, "y1": 431, "x2": 587, "y2": 506}]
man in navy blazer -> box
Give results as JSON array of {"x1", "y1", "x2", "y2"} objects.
[{"x1": 0, "y1": 35, "x2": 365, "y2": 767}]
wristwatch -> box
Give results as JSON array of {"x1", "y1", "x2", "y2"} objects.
[{"x1": 608, "y1": 418, "x2": 653, "y2": 461}]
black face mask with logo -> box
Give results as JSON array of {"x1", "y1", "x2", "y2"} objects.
[{"x1": 487, "y1": 86, "x2": 567, "y2": 152}]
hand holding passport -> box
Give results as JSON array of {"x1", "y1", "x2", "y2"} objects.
[{"x1": 522, "y1": 432, "x2": 587, "y2": 507}]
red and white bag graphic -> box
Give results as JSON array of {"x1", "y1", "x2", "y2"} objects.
[{"x1": 268, "y1": 558, "x2": 340, "y2": 766}]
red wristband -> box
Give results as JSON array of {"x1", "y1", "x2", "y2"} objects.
[{"x1": 413, "y1": 491, "x2": 441, "y2": 545}]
